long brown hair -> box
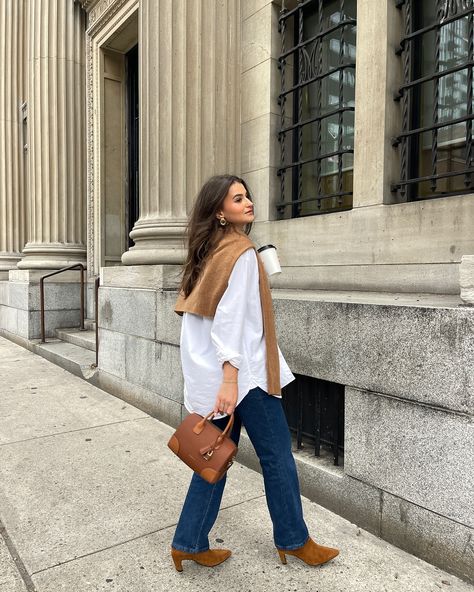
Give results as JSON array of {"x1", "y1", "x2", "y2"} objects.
[{"x1": 178, "y1": 174, "x2": 254, "y2": 297}]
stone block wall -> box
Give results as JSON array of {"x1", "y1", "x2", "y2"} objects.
[{"x1": 0, "y1": 271, "x2": 84, "y2": 340}]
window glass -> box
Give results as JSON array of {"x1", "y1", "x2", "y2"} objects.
[
  {"x1": 277, "y1": 0, "x2": 356, "y2": 217},
  {"x1": 395, "y1": 1, "x2": 474, "y2": 199}
]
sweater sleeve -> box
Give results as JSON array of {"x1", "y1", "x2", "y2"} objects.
[{"x1": 210, "y1": 248, "x2": 257, "y2": 369}]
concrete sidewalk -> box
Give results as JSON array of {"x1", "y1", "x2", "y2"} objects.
[{"x1": 0, "y1": 335, "x2": 471, "y2": 592}]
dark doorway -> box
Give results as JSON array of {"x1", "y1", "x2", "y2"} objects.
[{"x1": 126, "y1": 44, "x2": 139, "y2": 248}]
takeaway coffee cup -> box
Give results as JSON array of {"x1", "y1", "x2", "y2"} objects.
[{"x1": 257, "y1": 244, "x2": 281, "y2": 276}]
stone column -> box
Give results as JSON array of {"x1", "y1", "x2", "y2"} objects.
[
  {"x1": 352, "y1": 0, "x2": 402, "y2": 207},
  {"x1": 0, "y1": 0, "x2": 26, "y2": 277},
  {"x1": 17, "y1": 0, "x2": 87, "y2": 270},
  {"x1": 122, "y1": 0, "x2": 241, "y2": 265}
]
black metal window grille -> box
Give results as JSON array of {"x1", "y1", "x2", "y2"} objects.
[
  {"x1": 277, "y1": 0, "x2": 356, "y2": 218},
  {"x1": 281, "y1": 374, "x2": 344, "y2": 466},
  {"x1": 392, "y1": 0, "x2": 474, "y2": 200}
]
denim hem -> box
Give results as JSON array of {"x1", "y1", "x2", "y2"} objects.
[
  {"x1": 171, "y1": 542, "x2": 210, "y2": 554},
  {"x1": 275, "y1": 534, "x2": 310, "y2": 551}
]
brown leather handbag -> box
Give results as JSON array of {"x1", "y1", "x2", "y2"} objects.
[{"x1": 167, "y1": 411, "x2": 238, "y2": 484}]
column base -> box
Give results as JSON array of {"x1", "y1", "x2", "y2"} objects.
[
  {"x1": 122, "y1": 220, "x2": 187, "y2": 265},
  {"x1": 17, "y1": 243, "x2": 87, "y2": 270},
  {"x1": 0, "y1": 253, "x2": 23, "y2": 278},
  {"x1": 122, "y1": 247, "x2": 186, "y2": 265}
]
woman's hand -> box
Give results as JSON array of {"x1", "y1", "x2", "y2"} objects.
[{"x1": 213, "y1": 381, "x2": 238, "y2": 415}]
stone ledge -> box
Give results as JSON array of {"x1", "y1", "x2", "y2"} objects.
[
  {"x1": 100, "y1": 264, "x2": 181, "y2": 290},
  {"x1": 273, "y1": 288, "x2": 465, "y2": 308},
  {"x1": 460, "y1": 255, "x2": 474, "y2": 305},
  {"x1": 8, "y1": 269, "x2": 86, "y2": 283},
  {"x1": 275, "y1": 297, "x2": 473, "y2": 415},
  {"x1": 269, "y1": 263, "x2": 463, "y2": 295}
]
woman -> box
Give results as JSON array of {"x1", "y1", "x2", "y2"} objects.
[{"x1": 170, "y1": 174, "x2": 339, "y2": 572}]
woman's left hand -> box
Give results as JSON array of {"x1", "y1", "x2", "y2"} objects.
[{"x1": 213, "y1": 381, "x2": 238, "y2": 415}]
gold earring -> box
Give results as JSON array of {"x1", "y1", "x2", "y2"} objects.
[{"x1": 219, "y1": 217, "x2": 227, "y2": 226}]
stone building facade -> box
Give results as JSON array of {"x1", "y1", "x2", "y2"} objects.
[{"x1": 0, "y1": 0, "x2": 473, "y2": 583}]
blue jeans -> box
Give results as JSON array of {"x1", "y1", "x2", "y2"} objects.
[{"x1": 171, "y1": 385, "x2": 310, "y2": 552}]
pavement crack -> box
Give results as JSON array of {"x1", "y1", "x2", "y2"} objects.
[
  {"x1": 219, "y1": 493, "x2": 267, "y2": 512},
  {"x1": 29, "y1": 523, "x2": 182, "y2": 576},
  {"x1": 28, "y1": 495, "x2": 267, "y2": 577},
  {"x1": 0, "y1": 416, "x2": 151, "y2": 448},
  {"x1": 0, "y1": 516, "x2": 38, "y2": 592}
]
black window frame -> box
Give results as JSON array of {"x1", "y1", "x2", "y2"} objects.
[
  {"x1": 276, "y1": 0, "x2": 357, "y2": 219},
  {"x1": 392, "y1": 0, "x2": 474, "y2": 201}
]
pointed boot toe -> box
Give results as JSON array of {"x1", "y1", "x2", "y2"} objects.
[
  {"x1": 276, "y1": 536, "x2": 339, "y2": 567},
  {"x1": 171, "y1": 547, "x2": 232, "y2": 572}
]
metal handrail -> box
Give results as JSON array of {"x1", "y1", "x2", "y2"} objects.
[{"x1": 39, "y1": 264, "x2": 85, "y2": 343}]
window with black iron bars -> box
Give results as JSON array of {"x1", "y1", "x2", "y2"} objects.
[
  {"x1": 392, "y1": 0, "x2": 474, "y2": 201},
  {"x1": 276, "y1": 0, "x2": 357, "y2": 219}
]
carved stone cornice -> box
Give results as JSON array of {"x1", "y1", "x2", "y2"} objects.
[
  {"x1": 77, "y1": 0, "x2": 99, "y2": 11},
  {"x1": 87, "y1": 0, "x2": 132, "y2": 30},
  {"x1": 77, "y1": 0, "x2": 131, "y2": 31}
]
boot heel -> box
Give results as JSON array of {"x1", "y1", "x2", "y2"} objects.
[
  {"x1": 277, "y1": 549, "x2": 287, "y2": 565},
  {"x1": 171, "y1": 553, "x2": 183, "y2": 572}
]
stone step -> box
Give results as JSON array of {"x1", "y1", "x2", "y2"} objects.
[
  {"x1": 55, "y1": 327, "x2": 96, "y2": 352},
  {"x1": 33, "y1": 339, "x2": 97, "y2": 380}
]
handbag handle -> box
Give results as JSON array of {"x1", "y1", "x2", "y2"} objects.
[
  {"x1": 194, "y1": 410, "x2": 234, "y2": 437},
  {"x1": 193, "y1": 411, "x2": 235, "y2": 459}
]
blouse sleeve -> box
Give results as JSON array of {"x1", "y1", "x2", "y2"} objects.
[{"x1": 210, "y1": 247, "x2": 257, "y2": 370}]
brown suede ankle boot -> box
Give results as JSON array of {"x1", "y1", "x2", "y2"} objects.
[
  {"x1": 276, "y1": 536, "x2": 339, "y2": 566},
  {"x1": 171, "y1": 547, "x2": 232, "y2": 572}
]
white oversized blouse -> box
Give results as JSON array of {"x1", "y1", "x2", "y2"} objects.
[{"x1": 179, "y1": 247, "x2": 296, "y2": 420}]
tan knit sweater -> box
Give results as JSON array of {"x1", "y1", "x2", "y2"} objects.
[{"x1": 174, "y1": 225, "x2": 281, "y2": 396}]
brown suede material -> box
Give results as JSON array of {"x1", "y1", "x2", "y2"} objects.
[
  {"x1": 171, "y1": 547, "x2": 232, "y2": 570},
  {"x1": 277, "y1": 537, "x2": 340, "y2": 566},
  {"x1": 174, "y1": 225, "x2": 281, "y2": 395}
]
